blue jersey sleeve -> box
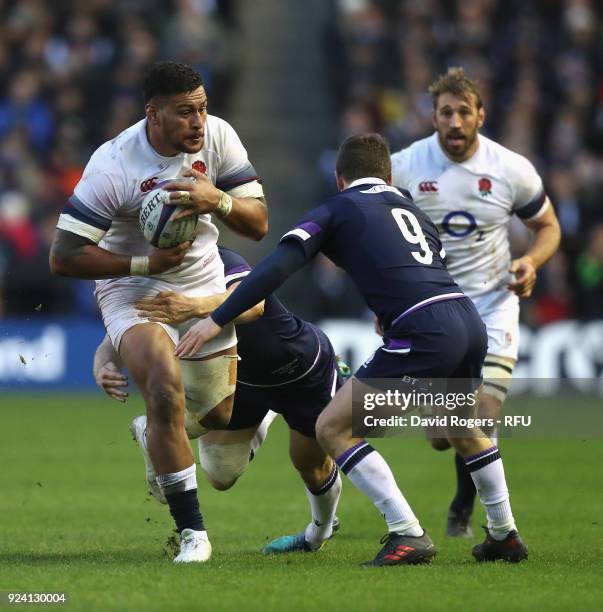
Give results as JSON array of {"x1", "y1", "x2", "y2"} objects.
[
  {"x1": 218, "y1": 247, "x2": 252, "y2": 288},
  {"x1": 279, "y1": 204, "x2": 332, "y2": 260},
  {"x1": 212, "y1": 241, "x2": 307, "y2": 327}
]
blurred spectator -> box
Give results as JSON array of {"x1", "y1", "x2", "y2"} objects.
[
  {"x1": 0, "y1": 193, "x2": 73, "y2": 315},
  {"x1": 575, "y1": 224, "x2": 603, "y2": 320}
]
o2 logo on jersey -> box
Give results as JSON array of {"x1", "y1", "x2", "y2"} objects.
[
  {"x1": 441, "y1": 211, "x2": 477, "y2": 238},
  {"x1": 192, "y1": 160, "x2": 207, "y2": 174},
  {"x1": 391, "y1": 208, "x2": 433, "y2": 265}
]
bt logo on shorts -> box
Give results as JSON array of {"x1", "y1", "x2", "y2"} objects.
[
  {"x1": 140, "y1": 177, "x2": 158, "y2": 192},
  {"x1": 418, "y1": 181, "x2": 438, "y2": 193}
]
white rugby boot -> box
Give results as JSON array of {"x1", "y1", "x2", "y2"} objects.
[
  {"x1": 174, "y1": 529, "x2": 212, "y2": 563},
  {"x1": 129, "y1": 415, "x2": 166, "y2": 504}
]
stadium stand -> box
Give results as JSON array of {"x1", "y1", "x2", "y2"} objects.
[{"x1": 0, "y1": 0, "x2": 602, "y2": 325}]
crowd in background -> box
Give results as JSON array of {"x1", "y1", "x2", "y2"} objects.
[
  {"x1": 0, "y1": 0, "x2": 238, "y2": 317},
  {"x1": 0, "y1": 0, "x2": 601, "y2": 323},
  {"x1": 325, "y1": 0, "x2": 603, "y2": 323}
]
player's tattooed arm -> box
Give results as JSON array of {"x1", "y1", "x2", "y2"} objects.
[
  {"x1": 50, "y1": 229, "x2": 133, "y2": 279},
  {"x1": 49, "y1": 229, "x2": 192, "y2": 279}
]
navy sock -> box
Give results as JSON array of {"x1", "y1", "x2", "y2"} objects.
[
  {"x1": 165, "y1": 489, "x2": 205, "y2": 533},
  {"x1": 450, "y1": 452, "x2": 477, "y2": 514}
]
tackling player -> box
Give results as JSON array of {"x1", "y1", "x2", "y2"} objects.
[
  {"x1": 94, "y1": 246, "x2": 343, "y2": 555},
  {"x1": 49, "y1": 62, "x2": 268, "y2": 563},
  {"x1": 171, "y1": 134, "x2": 529, "y2": 565},
  {"x1": 391, "y1": 67, "x2": 561, "y2": 537}
]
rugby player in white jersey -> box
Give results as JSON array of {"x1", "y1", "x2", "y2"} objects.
[
  {"x1": 391, "y1": 67, "x2": 560, "y2": 537},
  {"x1": 49, "y1": 61, "x2": 268, "y2": 562}
]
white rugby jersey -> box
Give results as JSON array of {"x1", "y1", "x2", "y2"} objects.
[
  {"x1": 56, "y1": 114, "x2": 263, "y2": 290},
  {"x1": 391, "y1": 133, "x2": 548, "y2": 298}
]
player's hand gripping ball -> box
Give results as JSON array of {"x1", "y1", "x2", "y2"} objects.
[{"x1": 139, "y1": 181, "x2": 199, "y2": 248}]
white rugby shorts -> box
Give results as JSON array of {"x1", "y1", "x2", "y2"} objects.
[
  {"x1": 95, "y1": 252, "x2": 236, "y2": 358},
  {"x1": 471, "y1": 290, "x2": 519, "y2": 361}
]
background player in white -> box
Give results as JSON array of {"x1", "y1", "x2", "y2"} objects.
[
  {"x1": 391, "y1": 67, "x2": 561, "y2": 537},
  {"x1": 49, "y1": 61, "x2": 268, "y2": 562}
]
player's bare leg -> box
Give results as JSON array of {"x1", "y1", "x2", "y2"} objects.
[
  {"x1": 316, "y1": 378, "x2": 436, "y2": 565},
  {"x1": 447, "y1": 426, "x2": 527, "y2": 562},
  {"x1": 262, "y1": 430, "x2": 341, "y2": 554},
  {"x1": 120, "y1": 323, "x2": 210, "y2": 562},
  {"x1": 120, "y1": 324, "x2": 192, "y2": 475}
]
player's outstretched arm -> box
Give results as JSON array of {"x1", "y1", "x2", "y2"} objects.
[
  {"x1": 135, "y1": 285, "x2": 264, "y2": 325},
  {"x1": 509, "y1": 201, "x2": 561, "y2": 298},
  {"x1": 175, "y1": 241, "x2": 306, "y2": 357},
  {"x1": 166, "y1": 169, "x2": 268, "y2": 241},
  {"x1": 49, "y1": 229, "x2": 193, "y2": 279},
  {"x1": 93, "y1": 335, "x2": 128, "y2": 402}
]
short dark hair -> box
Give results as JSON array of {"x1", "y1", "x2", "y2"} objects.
[
  {"x1": 428, "y1": 67, "x2": 483, "y2": 110},
  {"x1": 336, "y1": 133, "x2": 391, "y2": 183},
  {"x1": 142, "y1": 61, "x2": 204, "y2": 103}
]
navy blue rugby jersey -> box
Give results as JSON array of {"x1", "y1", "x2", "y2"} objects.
[
  {"x1": 280, "y1": 179, "x2": 462, "y2": 330},
  {"x1": 218, "y1": 247, "x2": 322, "y2": 387}
]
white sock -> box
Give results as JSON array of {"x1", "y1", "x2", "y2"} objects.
[
  {"x1": 250, "y1": 411, "x2": 279, "y2": 455},
  {"x1": 489, "y1": 427, "x2": 498, "y2": 447},
  {"x1": 465, "y1": 446, "x2": 516, "y2": 539},
  {"x1": 156, "y1": 464, "x2": 197, "y2": 496},
  {"x1": 336, "y1": 441, "x2": 422, "y2": 536},
  {"x1": 303, "y1": 467, "x2": 342, "y2": 549}
]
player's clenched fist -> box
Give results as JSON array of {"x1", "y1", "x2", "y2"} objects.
[
  {"x1": 507, "y1": 256, "x2": 537, "y2": 298},
  {"x1": 95, "y1": 362, "x2": 128, "y2": 402},
  {"x1": 148, "y1": 241, "x2": 193, "y2": 274}
]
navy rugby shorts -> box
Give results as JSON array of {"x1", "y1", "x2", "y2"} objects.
[
  {"x1": 356, "y1": 297, "x2": 487, "y2": 391},
  {"x1": 227, "y1": 328, "x2": 342, "y2": 438}
]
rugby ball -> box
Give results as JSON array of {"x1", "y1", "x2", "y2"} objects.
[{"x1": 139, "y1": 187, "x2": 198, "y2": 248}]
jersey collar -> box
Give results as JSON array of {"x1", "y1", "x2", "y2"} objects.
[
  {"x1": 346, "y1": 177, "x2": 386, "y2": 189},
  {"x1": 431, "y1": 132, "x2": 485, "y2": 171}
]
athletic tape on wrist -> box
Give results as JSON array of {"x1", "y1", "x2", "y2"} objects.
[
  {"x1": 130, "y1": 255, "x2": 150, "y2": 276},
  {"x1": 215, "y1": 191, "x2": 233, "y2": 218}
]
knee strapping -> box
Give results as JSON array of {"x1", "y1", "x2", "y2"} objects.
[
  {"x1": 197, "y1": 439, "x2": 251, "y2": 488},
  {"x1": 483, "y1": 356, "x2": 514, "y2": 403}
]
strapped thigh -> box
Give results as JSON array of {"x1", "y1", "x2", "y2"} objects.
[{"x1": 180, "y1": 354, "x2": 237, "y2": 437}]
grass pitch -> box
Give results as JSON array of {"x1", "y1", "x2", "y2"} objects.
[{"x1": 1, "y1": 393, "x2": 602, "y2": 611}]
